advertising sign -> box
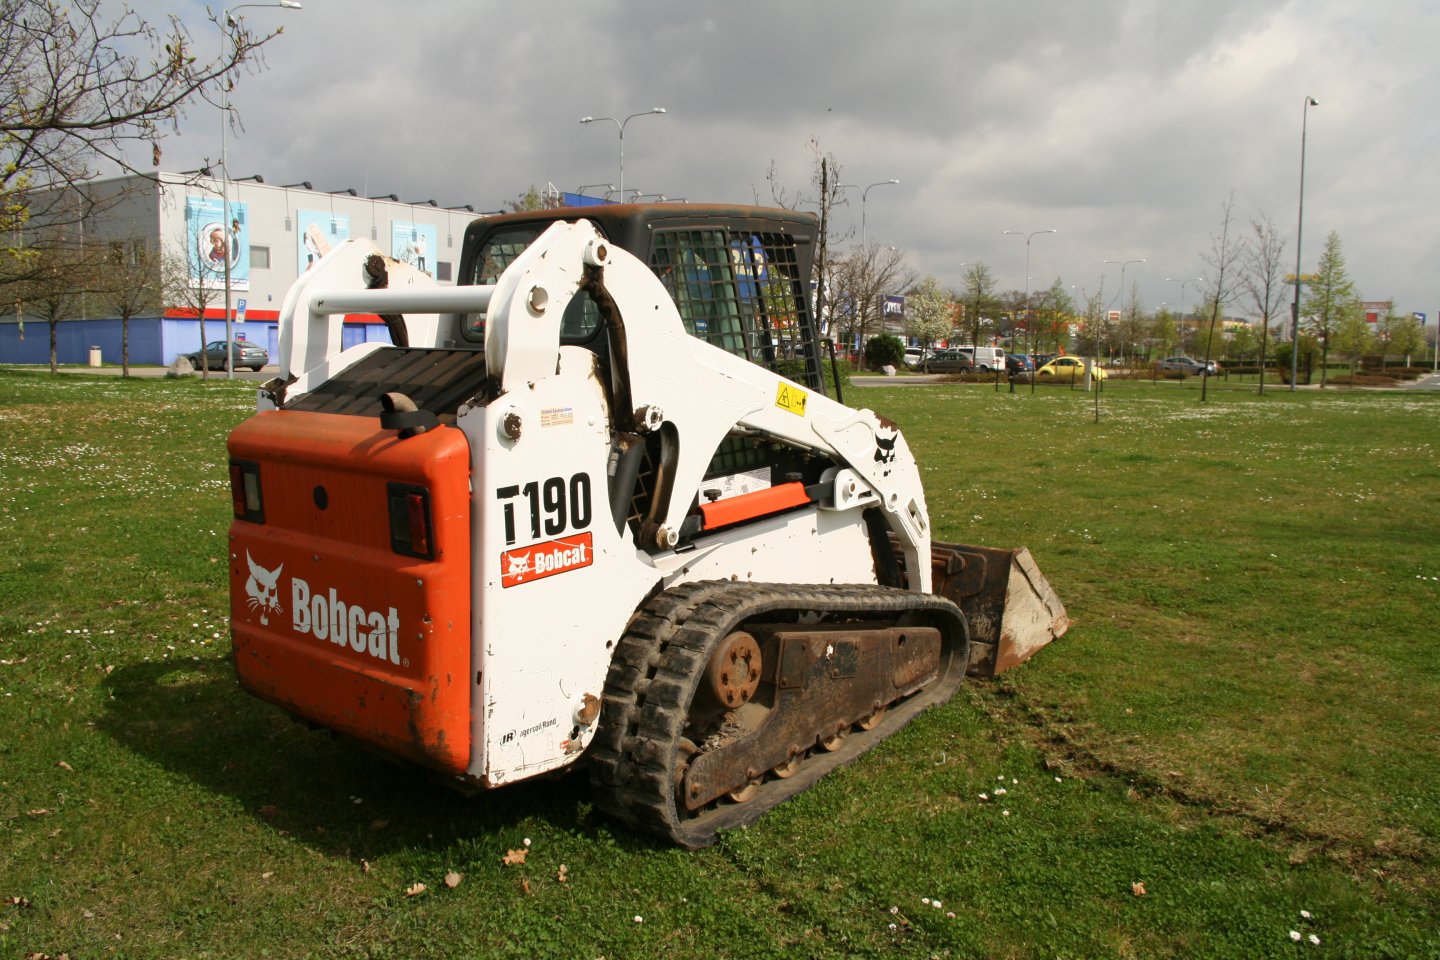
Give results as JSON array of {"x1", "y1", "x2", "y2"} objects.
[
  {"x1": 392, "y1": 221, "x2": 438, "y2": 279},
  {"x1": 297, "y1": 210, "x2": 350, "y2": 273},
  {"x1": 186, "y1": 195, "x2": 249, "y2": 291}
]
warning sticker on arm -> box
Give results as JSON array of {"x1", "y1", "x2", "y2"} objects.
[{"x1": 774, "y1": 383, "x2": 808, "y2": 416}]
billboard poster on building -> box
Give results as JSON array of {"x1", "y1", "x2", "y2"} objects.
[
  {"x1": 391, "y1": 221, "x2": 438, "y2": 278},
  {"x1": 185, "y1": 195, "x2": 249, "y2": 291},
  {"x1": 297, "y1": 210, "x2": 350, "y2": 273}
]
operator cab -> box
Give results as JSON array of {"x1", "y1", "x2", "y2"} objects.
[{"x1": 456, "y1": 204, "x2": 831, "y2": 396}]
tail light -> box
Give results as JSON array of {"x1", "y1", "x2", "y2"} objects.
[
  {"x1": 388, "y1": 483, "x2": 434, "y2": 559},
  {"x1": 229, "y1": 460, "x2": 265, "y2": 522}
]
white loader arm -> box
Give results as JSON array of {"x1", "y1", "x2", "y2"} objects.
[
  {"x1": 480, "y1": 222, "x2": 934, "y2": 591},
  {"x1": 272, "y1": 220, "x2": 933, "y2": 591}
]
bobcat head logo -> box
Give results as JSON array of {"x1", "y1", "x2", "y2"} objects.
[
  {"x1": 245, "y1": 551, "x2": 284, "y2": 626},
  {"x1": 874, "y1": 431, "x2": 898, "y2": 470}
]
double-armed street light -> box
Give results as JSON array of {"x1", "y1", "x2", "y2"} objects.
[
  {"x1": 219, "y1": 1, "x2": 301, "y2": 378},
  {"x1": 579, "y1": 108, "x2": 667, "y2": 203},
  {"x1": 860, "y1": 180, "x2": 900, "y2": 247},
  {"x1": 1005, "y1": 229, "x2": 1056, "y2": 393}
]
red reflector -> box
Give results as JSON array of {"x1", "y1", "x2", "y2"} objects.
[
  {"x1": 229, "y1": 463, "x2": 247, "y2": 518},
  {"x1": 407, "y1": 493, "x2": 431, "y2": 556}
]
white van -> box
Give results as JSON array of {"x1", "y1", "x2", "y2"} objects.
[{"x1": 957, "y1": 346, "x2": 1005, "y2": 372}]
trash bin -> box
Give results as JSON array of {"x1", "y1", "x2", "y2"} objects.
[{"x1": 88, "y1": 346, "x2": 102, "y2": 367}]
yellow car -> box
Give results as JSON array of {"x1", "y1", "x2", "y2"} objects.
[{"x1": 1036, "y1": 356, "x2": 1107, "y2": 381}]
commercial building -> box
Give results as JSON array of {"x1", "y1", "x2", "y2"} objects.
[{"x1": 0, "y1": 171, "x2": 485, "y2": 366}]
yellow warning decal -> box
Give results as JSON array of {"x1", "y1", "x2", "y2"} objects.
[{"x1": 774, "y1": 382, "x2": 808, "y2": 417}]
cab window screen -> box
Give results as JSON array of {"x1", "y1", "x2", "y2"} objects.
[
  {"x1": 650, "y1": 229, "x2": 808, "y2": 372},
  {"x1": 461, "y1": 225, "x2": 545, "y2": 340},
  {"x1": 463, "y1": 223, "x2": 600, "y2": 342}
]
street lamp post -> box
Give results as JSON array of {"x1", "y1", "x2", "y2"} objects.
[
  {"x1": 1291, "y1": 95, "x2": 1319, "y2": 391},
  {"x1": 861, "y1": 179, "x2": 900, "y2": 247},
  {"x1": 220, "y1": 1, "x2": 300, "y2": 378},
  {"x1": 579, "y1": 108, "x2": 667, "y2": 203},
  {"x1": 1004, "y1": 229, "x2": 1056, "y2": 393},
  {"x1": 1103, "y1": 259, "x2": 1144, "y2": 383},
  {"x1": 575, "y1": 183, "x2": 613, "y2": 200},
  {"x1": 1164, "y1": 275, "x2": 1201, "y2": 355}
]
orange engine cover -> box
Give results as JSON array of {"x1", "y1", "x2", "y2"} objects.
[{"x1": 228, "y1": 411, "x2": 472, "y2": 775}]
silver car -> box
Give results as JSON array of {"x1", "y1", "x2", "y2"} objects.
[
  {"x1": 186, "y1": 339, "x2": 269, "y2": 372},
  {"x1": 1158, "y1": 356, "x2": 1210, "y2": 376}
]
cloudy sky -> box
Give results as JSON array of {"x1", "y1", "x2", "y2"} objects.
[{"x1": 138, "y1": 0, "x2": 1439, "y2": 319}]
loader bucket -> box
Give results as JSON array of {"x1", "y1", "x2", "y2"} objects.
[{"x1": 927, "y1": 542, "x2": 1069, "y2": 677}]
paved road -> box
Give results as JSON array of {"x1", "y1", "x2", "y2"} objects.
[{"x1": 5, "y1": 364, "x2": 278, "y2": 381}]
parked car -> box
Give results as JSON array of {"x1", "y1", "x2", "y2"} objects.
[
  {"x1": 1036, "y1": 356, "x2": 1107, "y2": 381},
  {"x1": 1157, "y1": 356, "x2": 1210, "y2": 376},
  {"x1": 1005, "y1": 353, "x2": 1034, "y2": 377},
  {"x1": 926, "y1": 348, "x2": 975, "y2": 375},
  {"x1": 185, "y1": 339, "x2": 269, "y2": 372},
  {"x1": 954, "y1": 346, "x2": 1005, "y2": 372}
]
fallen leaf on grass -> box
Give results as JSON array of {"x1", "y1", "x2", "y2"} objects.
[
  {"x1": 6, "y1": 896, "x2": 32, "y2": 907},
  {"x1": 361, "y1": 860, "x2": 371, "y2": 874},
  {"x1": 502, "y1": 848, "x2": 528, "y2": 866},
  {"x1": 1131, "y1": 881, "x2": 1147, "y2": 896},
  {"x1": 443, "y1": 871, "x2": 462, "y2": 889},
  {"x1": 556, "y1": 864, "x2": 568, "y2": 883},
  {"x1": 404, "y1": 882, "x2": 427, "y2": 898},
  {"x1": 261, "y1": 872, "x2": 274, "y2": 880},
  {"x1": 56, "y1": 761, "x2": 73, "y2": 773},
  {"x1": 521, "y1": 877, "x2": 531, "y2": 894},
  {"x1": 26, "y1": 809, "x2": 51, "y2": 818}
]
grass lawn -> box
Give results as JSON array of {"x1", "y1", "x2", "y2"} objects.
[{"x1": 1, "y1": 371, "x2": 1437, "y2": 959}]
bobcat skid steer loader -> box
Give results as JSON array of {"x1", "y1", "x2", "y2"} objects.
[{"x1": 227, "y1": 204, "x2": 1068, "y2": 847}]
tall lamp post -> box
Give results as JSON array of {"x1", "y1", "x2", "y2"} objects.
[
  {"x1": 1165, "y1": 275, "x2": 1201, "y2": 355},
  {"x1": 220, "y1": 1, "x2": 300, "y2": 379},
  {"x1": 1291, "y1": 95, "x2": 1319, "y2": 391},
  {"x1": 861, "y1": 179, "x2": 900, "y2": 247},
  {"x1": 578, "y1": 108, "x2": 666, "y2": 204},
  {"x1": 1005, "y1": 229, "x2": 1056, "y2": 393}
]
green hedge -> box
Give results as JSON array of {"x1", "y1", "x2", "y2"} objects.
[{"x1": 775, "y1": 357, "x2": 852, "y2": 395}]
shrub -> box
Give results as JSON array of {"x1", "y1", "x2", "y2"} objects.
[{"x1": 864, "y1": 334, "x2": 906, "y2": 370}]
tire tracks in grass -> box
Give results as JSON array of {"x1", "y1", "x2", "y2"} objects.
[{"x1": 966, "y1": 681, "x2": 1435, "y2": 892}]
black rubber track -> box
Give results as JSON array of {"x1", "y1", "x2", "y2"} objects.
[{"x1": 588, "y1": 581, "x2": 969, "y2": 848}]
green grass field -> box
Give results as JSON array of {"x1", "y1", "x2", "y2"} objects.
[{"x1": 1, "y1": 372, "x2": 1437, "y2": 959}]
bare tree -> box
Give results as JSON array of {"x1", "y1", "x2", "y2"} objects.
[
  {"x1": 96, "y1": 237, "x2": 162, "y2": 376},
  {"x1": 1, "y1": 0, "x2": 283, "y2": 252},
  {"x1": 764, "y1": 140, "x2": 855, "y2": 356},
  {"x1": 1115, "y1": 280, "x2": 1146, "y2": 361},
  {"x1": 1197, "y1": 193, "x2": 1245, "y2": 402},
  {"x1": 17, "y1": 236, "x2": 94, "y2": 372},
  {"x1": 830, "y1": 244, "x2": 913, "y2": 369},
  {"x1": 958, "y1": 262, "x2": 998, "y2": 348},
  {"x1": 1244, "y1": 214, "x2": 1287, "y2": 394},
  {"x1": 162, "y1": 240, "x2": 218, "y2": 377}
]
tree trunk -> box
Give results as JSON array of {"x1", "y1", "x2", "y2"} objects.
[
  {"x1": 1257, "y1": 320, "x2": 1269, "y2": 395},
  {"x1": 49, "y1": 320, "x2": 58, "y2": 374},
  {"x1": 199, "y1": 313, "x2": 209, "y2": 379}
]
